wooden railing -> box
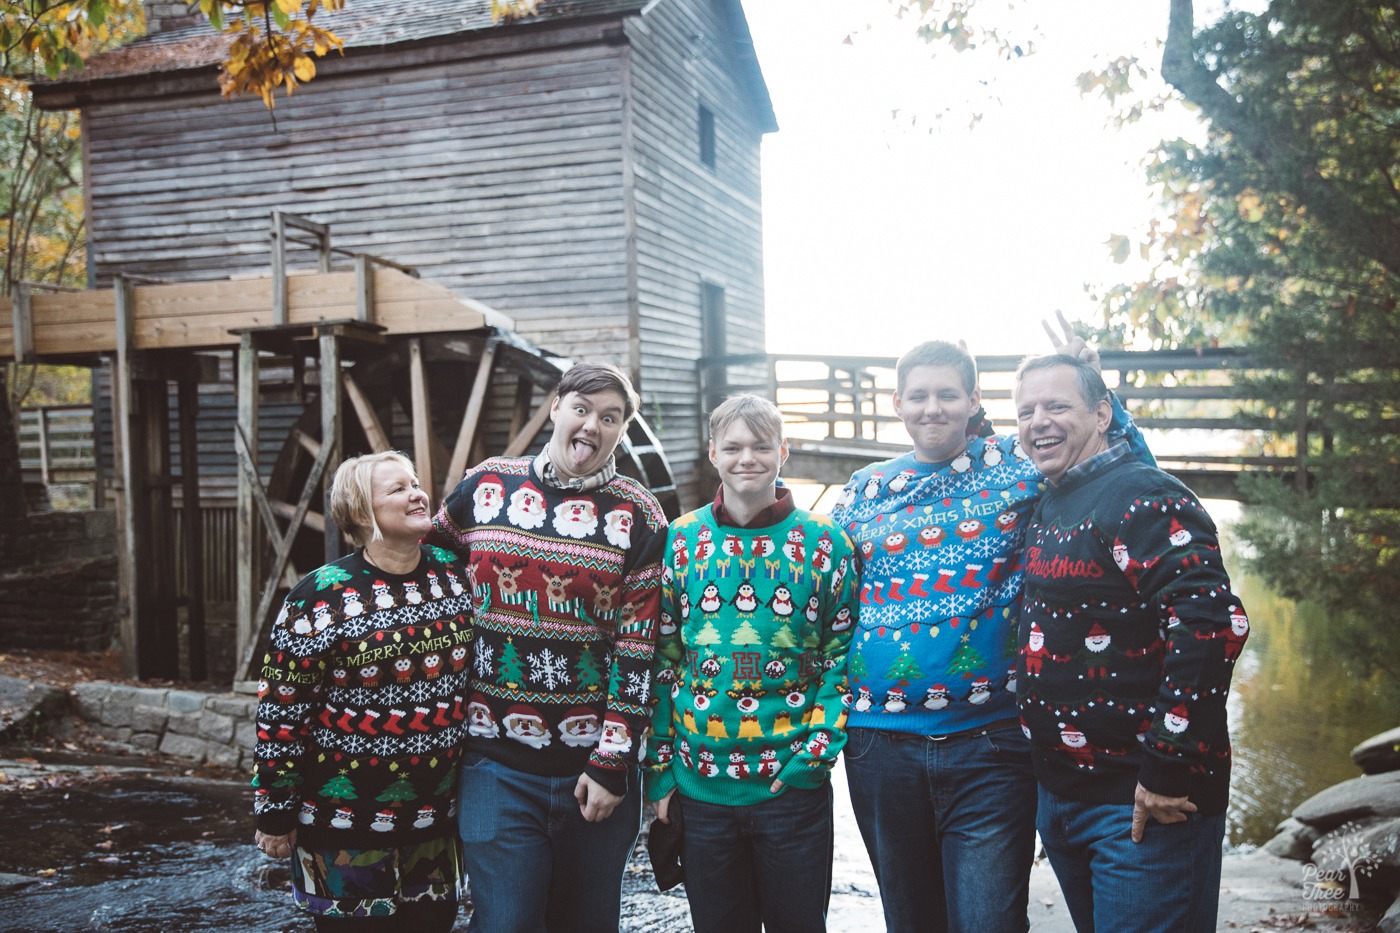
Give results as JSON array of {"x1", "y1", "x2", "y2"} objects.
[
  {"x1": 17, "y1": 404, "x2": 97, "y2": 501},
  {"x1": 699, "y1": 348, "x2": 1310, "y2": 500}
]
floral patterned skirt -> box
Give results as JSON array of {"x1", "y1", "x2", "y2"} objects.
[{"x1": 290, "y1": 834, "x2": 462, "y2": 918}]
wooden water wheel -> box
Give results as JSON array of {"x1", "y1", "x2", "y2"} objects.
[{"x1": 238, "y1": 326, "x2": 679, "y2": 680}]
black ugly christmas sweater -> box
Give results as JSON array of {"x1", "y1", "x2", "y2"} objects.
[{"x1": 1015, "y1": 446, "x2": 1248, "y2": 816}]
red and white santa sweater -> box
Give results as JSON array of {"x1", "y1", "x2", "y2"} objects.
[{"x1": 428, "y1": 456, "x2": 667, "y2": 796}]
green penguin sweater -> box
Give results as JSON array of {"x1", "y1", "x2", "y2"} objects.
[{"x1": 644, "y1": 506, "x2": 859, "y2": 806}]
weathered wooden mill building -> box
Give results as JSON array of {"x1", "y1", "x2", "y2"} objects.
[{"x1": 10, "y1": 0, "x2": 777, "y2": 680}]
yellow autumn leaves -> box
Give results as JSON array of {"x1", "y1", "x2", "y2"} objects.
[{"x1": 207, "y1": 0, "x2": 542, "y2": 110}]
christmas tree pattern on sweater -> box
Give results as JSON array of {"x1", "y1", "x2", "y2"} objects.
[
  {"x1": 645, "y1": 507, "x2": 859, "y2": 807},
  {"x1": 831, "y1": 435, "x2": 1040, "y2": 735},
  {"x1": 253, "y1": 546, "x2": 473, "y2": 848},
  {"x1": 428, "y1": 456, "x2": 666, "y2": 796}
]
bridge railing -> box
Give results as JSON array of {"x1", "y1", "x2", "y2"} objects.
[{"x1": 699, "y1": 348, "x2": 1305, "y2": 499}]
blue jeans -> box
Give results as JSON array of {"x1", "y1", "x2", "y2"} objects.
[
  {"x1": 1036, "y1": 786, "x2": 1225, "y2": 933},
  {"x1": 456, "y1": 751, "x2": 641, "y2": 933},
  {"x1": 843, "y1": 724, "x2": 1036, "y2": 933},
  {"x1": 677, "y1": 782, "x2": 833, "y2": 933}
]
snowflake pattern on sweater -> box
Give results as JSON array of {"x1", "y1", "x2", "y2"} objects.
[
  {"x1": 831, "y1": 435, "x2": 1041, "y2": 735},
  {"x1": 253, "y1": 546, "x2": 473, "y2": 848},
  {"x1": 644, "y1": 507, "x2": 859, "y2": 807},
  {"x1": 1016, "y1": 452, "x2": 1246, "y2": 815},
  {"x1": 428, "y1": 456, "x2": 666, "y2": 796},
  {"x1": 830, "y1": 398, "x2": 1151, "y2": 737}
]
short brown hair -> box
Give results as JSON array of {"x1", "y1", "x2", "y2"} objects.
[
  {"x1": 1014, "y1": 354, "x2": 1109, "y2": 409},
  {"x1": 896, "y1": 341, "x2": 978, "y2": 394},
  {"x1": 708, "y1": 394, "x2": 784, "y2": 445},
  {"x1": 556, "y1": 363, "x2": 640, "y2": 423},
  {"x1": 329, "y1": 451, "x2": 418, "y2": 547}
]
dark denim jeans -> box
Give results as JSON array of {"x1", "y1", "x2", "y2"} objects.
[
  {"x1": 456, "y1": 751, "x2": 641, "y2": 933},
  {"x1": 676, "y1": 782, "x2": 833, "y2": 933},
  {"x1": 843, "y1": 724, "x2": 1036, "y2": 933},
  {"x1": 1036, "y1": 786, "x2": 1226, "y2": 933}
]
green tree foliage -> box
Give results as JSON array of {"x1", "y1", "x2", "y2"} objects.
[
  {"x1": 908, "y1": 1, "x2": 1399, "y2": 699},
  {"x1": 1143, "y1": 1, "x2": 1399, "y2": 695}
]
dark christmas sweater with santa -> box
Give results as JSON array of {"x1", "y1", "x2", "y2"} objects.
[
  {"x1": 253, "y1": 546, "x2": 474, "y2": 849},
  {"x1": 1016, "y1": 446, "x2": 1248, "y2": 816},
  {"x1": 831, "y1": 399, "x2": 1149, "y2": 737},
  {"x1": 428, "y1": 457, "x2": 667, "y2": 796},
  {"x1": 643, "y1": 505, "x2": 859, "y2": 807}
]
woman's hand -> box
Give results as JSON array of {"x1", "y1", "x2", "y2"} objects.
[{"x1": 255, "y1": 829, "x2": 297, "y2": 859}]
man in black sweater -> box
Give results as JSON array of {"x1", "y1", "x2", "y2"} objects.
[{"x1": 1013, "y1": 354, "x2": 1249, "y2": 933}]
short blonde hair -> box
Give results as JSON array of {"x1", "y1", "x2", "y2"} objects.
[
  {"x1": 329, "y1": 451, "x2": 418, "y2": 547},
  {"x1": 709, "y1": 394, "x2": 784, "y2": 445}
]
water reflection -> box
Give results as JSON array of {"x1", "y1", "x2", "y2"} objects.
[{"x1": 1224, "y1": 519, "x2": 1398, "y2": 848}]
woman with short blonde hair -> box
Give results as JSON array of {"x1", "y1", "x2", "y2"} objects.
[{"x1": 252, "y1": 451, "x2": 473, "y2": 932}]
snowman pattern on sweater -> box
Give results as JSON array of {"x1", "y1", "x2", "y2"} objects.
[{"x1": 645, "y1": 507, "x2": 860, "y2": 808}]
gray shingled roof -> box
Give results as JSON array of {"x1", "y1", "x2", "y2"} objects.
[
  {"x1": 142, "y1": 0, "x2": 648, "y2": 48},
  {"x1": 36, "y1": 0, "x2": 775, "y2": 133},
  {"x1": 49, "y1": 0, "x2": 649, "y2": 81}
]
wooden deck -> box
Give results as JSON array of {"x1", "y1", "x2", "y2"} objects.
[{"x1": 1, "y1": 268, "x2": 511, "y2": 360}]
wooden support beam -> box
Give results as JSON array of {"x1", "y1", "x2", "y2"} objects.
[
  {"x1": 271, "y1": 498, "x2": 326, "y2": 534},
  {"x1": 503, "y1": 396, "x2": 553, "y2": 457},
  {"x1": 354, "y1": 253, "x2": 374, "y2": 324},
  {"x1": 509, "y1": 375, "x2": 535, "y2": 439},
  {"x1": 319, "y1": 330, "x2": 343, "y2": 565},
  {"x1": 234, "y1": 421, "x2": 337, "y2": 683},
  {"x1": 409, "y1": 338, "x2": 435, "y2": 501},
  {"x1": 343, "y1": 372, "x2": 391, "y2": 452},
  {"x1": 140, "y1": 374, "x2": 179, "y2": 679},
  {"x1": 178, "y1": 377, "x2": 207, "y2": 681},
  {"x1": 444, "y1": 339, "x2": 498, "y2": 500},
  {"x1": 292, "y1": 427, "x2": 319, "y2": 458},
  {"x1": 271, "y1": 211, "x2": 289, "y2": 326},
  {"x1": 112, "y1": 278, "x2": 140, "y2": 678},
  {"x1": 234, "y1": 333, "x2": 260, "y2": 680},
  {"x1": 11, "y1": 285, "x2": 33, "y2": 364}
]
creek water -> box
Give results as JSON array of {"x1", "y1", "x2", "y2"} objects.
[{"x1": 0, "y1": 510, "x2": 1393, "y2": 931}]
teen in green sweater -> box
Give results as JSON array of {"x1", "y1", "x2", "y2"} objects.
[{"x1": 645, "y1": 395, "x2": 860, "y2": 933}]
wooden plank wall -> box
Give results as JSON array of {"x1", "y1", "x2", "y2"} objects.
[
  {"x1": 81, "y1": 27, "x2": 632, "y2": 365},
  {"x1": 624, "y1": 0, "x2": 769, "y2": 508}
]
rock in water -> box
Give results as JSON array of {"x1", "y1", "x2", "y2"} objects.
[
  {"x1": 1294, "y1": 771, "x2": 1400, "y2": 832},
  {"x1": 1353, "y1": 727, "x2": 1400, "y2": 776}
]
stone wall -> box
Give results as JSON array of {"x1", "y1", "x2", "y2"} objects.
[
  {"x1": 72, "y1": 681, "x2": 256, "y2": 773},
  {"x1": 0, "y1": 510, "x2": 119, "y2": 652}
]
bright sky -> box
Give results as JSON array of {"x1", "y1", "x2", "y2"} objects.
[{"x1": 742, "y1": 0, "x2": 1202, "y2": 358}]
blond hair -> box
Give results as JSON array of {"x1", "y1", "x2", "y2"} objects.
[
  {"x1": 709, "y1": 394, "x2": 784, "y2": 445},
  {"x1": 329, "y1": 451, "x2": 418, "y2": 546}
]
